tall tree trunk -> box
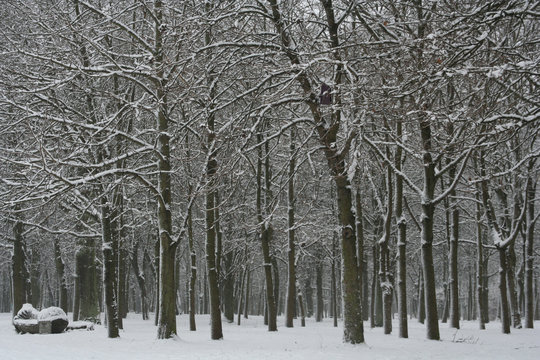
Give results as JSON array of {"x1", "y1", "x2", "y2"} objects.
[
  {"x1": 286, "y1": 130, "x2": 296, "y2": 327},
  {"x1": 101, "y1": 203, "x2": 120, "y2": 338},
  {"x1": 257, "y1": 130, "x2": 277, "y2": 331},
  {"x1": 448, "y1": 166, "x2": 460, "y2": 329},
  {"x1": 475, "y1": 190, "x2": 486, "y2": 329},
  {"x1": 524, "y1": 160, "x2": 537, "y2": 328},
  {"x1": 395, "y1": 117, "x2": 408, "y2": 338},
  {"x1": 419, "y1": 117, "x2": 440, "y2": 340},
  {"x1": 205, "y1": 120, "x2": 223, "y2": 340},
  {"x1": 154, "y1": 0, "x2": 177, "y2": 339},
  {"x1": 380, "y1": 145, "x2": 393, "y2": 335}
]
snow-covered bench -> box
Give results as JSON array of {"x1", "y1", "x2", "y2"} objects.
[{"x1": 13, "y1": 304, "x2": 68, "y2": 334}]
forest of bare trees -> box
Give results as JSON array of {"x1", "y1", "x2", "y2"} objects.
[{"x1": 0, "y1": 0, "x2": 538, "y2": 345}]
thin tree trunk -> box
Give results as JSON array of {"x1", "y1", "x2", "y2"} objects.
[
  {"x1": 524, "y1": 160, "x2": 536, "y2": 328},
  {"x1": 448, "y1": 167, "x2": 460, "y2": 329},
  {"x1": 507, "y1": 244, "x2": 521, "y2": 328},
  {"x1": 271, "y1": 256, "x2": 280, "y2": 316},
  {"x1": 286, "y1": 129, "x2": 296, "y2": 327},
  {"x1": 370, "y1": 243, "x2": 379, "y2": 328},
  {"x1": 316, "y1": 258, "x2": 323, "y2": 322},
  {"x1": 29, "y1": 247, "x2": 40, "y2": 310},
  {"x1": 244, "y1": 267, "x2": 250, "y2": 319},
  {"x1": 380, "y1": 145, "x2": 393, "y2": 334},
  {"x1": 131, "y1": 240, "x2": 149, "y2": 320},
  {"x1": 499, "y1": 249, "x2": 511, "y2": 334},
  {"x1": 297, "y1": 285, "x2": 306, "y2": 327},
  {"x1": 53, "y1": 237, "x2": 68, "y2": 313},
  {"x1": 331, "y1": 233, "x2": 338, "y2": 327},
  {"x1": 475, "y1": 190, "x2": 486, "y2": 329},
  {"x1": 153, "y1": 238, "x2": 160, "y2": 325},
  {"x1": 395, "y1": 116, "x2": 408, "y2": 338},
  {"x1": 237, "y1": 267, "x2": 246, "y2": 326}
]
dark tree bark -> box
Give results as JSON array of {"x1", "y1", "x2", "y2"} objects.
[
  {"x1": 475, "y1": 190, "x2": 486, "y2": 329},
  {"x1": 244, "y1": 266, "x2": 250, "y2": 319},
  {"x1": 76, "y1": 240, "x2": 100, "y2": 323},
  {"x1": 150, "y1": 0, "x2": 178, "y2": 339},
  {"x1": 370, "y1": 243, "x2": 379, "y2": 328},
  {"x1": 53, "y1": 237, "x2": 68, "y2": 313},
  {"x1": 236, "y1": 266, "x2": 246, "y2": 326},
  {"x1": 379, "y1": 145, "x2": 393, "y2": 335},
  {"x1": 29, "y1": 247, "x2": 40, "y2": 309},
  {"x1": 394, "y1": 117, "x2": 408, "y2": 337},
  {"x1": 131, "y1": 240, "x2": 149, "y2": 320},
  {"x1": 418, "y1": 116, "x2": 440, "y2": 340},
  {"x1": 355, "y1": 187, "x2": 366, "y2": 324},
  {"x1": 205, "y1": 116, "x2": 223, "y2": 339},
  {"x1": 448, "y1": 161, "x2": 460, "y2": 329},
  {"x1": 223, "y1": 251, "x2": 235, "y2": 324},
  {"x1": 285, "y1": 130, "x2": 296, "y2": 328},
  {"x1": 153, "y1": 237, "x2": 160, "y2": 325},
  {"x1": 418, "y1": 268, "x2": 425, "y2": 324},
  {"x1": 271, "y1": 256, "x2": 280, "y2": 316},
  {"x1": 101, "y1": 203, "x2": 120, "y2": 338},
  {"x1": 305, "y1": 275, "x2": 314, "y2": 318},
  {"x1": 186, "y1": 136, "x2": 197, "y2": 330},
  {"x1": 257, "y1": 129, "x2": 277, "y2": 332},
  {"x1": 495, "y1": 186, "x2": 522, "y2": 328},
  {"x1": 297, "y1": 285, "x2": 306, "y2": 327},
  {"x1": 12, "y1": 219, "x2": 29, "y2": 317},
  {"x1": 315, "y1": 257, "x2": 324, "y2": 322},
  {"x1": 524, "y1": 159, "x2": 537, "y2": 328},
  {"x1": 331, "y1": 233, "x2": 338, "y2": 327}
]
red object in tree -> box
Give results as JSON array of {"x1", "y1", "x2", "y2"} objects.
[{"x1": 319, "y1": 83, "x2": 332, "y2": 105}]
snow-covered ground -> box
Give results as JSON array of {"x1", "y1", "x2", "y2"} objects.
[{"x1": 1, "y1": 313, "x2": 539, "y2": 360}]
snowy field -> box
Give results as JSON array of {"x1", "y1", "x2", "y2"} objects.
[{"x1": 1, "y1": 313, "x2": 539, "y2": 360}]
